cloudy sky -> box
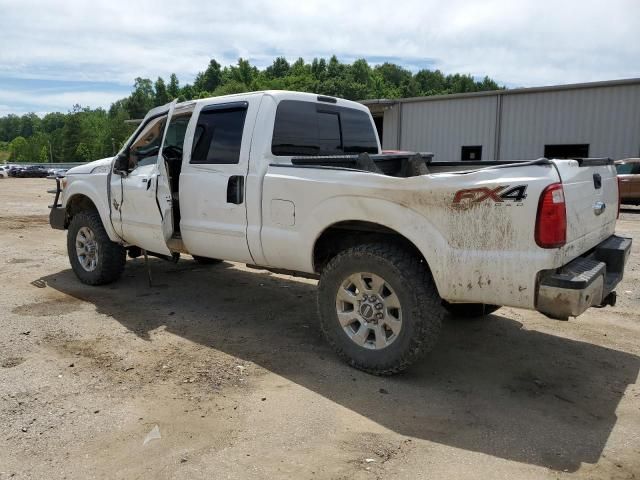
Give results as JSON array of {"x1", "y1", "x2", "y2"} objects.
[{"x1": 1, "y1": 0, "x2": 638, "y2": 116}]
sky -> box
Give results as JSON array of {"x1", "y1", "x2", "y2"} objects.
[{"x1": 0, "y1": 0, "x2": 638, "y2": 116}]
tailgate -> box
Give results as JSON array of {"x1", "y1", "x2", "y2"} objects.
[{"x1": 552, "y1": 159, "x2": 618, "y2": 259}]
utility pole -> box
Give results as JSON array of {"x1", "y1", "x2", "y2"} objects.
[
  {"x1": 48, "y1": 140, "x2": 53, "y2": 163},
  {"x1": 111, "y1": 138, "x2": 116, "y2": 155}
]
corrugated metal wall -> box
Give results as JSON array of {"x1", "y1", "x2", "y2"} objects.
[
  {"x1": 379, "y1": 82, "x2": 640, "y2": 161},
  {"x1": 398, "y1": 96, "x2": 498, "y2": 160},
  {"x1": 499, "y1": 84, "x2": 640, "y2": 160}
]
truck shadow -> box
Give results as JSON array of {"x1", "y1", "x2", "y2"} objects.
[{"x1": 39, "y1": 259, "x2": 640, "y2": 472}]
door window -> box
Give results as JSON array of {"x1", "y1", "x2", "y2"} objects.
[{"x1": 191, "y1": 104, "x2": 247, "y2": 164}]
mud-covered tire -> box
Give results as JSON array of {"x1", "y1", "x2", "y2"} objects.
[
  {"x1": 317, "y1": 243, "x2": 444, "y2": 375},
  {"x1": 442, "y1": 301, "x2": 501, "y2": 318},
  {"x1": 67, "y1": 210, "x2": 126, "y2": 285},
  {"x1": 192, "y1": 255, "x2": 223, "y2": 265}
]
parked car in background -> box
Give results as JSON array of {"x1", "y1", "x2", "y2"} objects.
[
  {"x1": 8, "y1": 165, "x2": 24, "y2": 177},
  {"x1": 615, "y1": 158, "x2": 640, "y2": 205},
  {"x1": 0, "y1": 166, "x2": 8, "y2": 178},
  {"x1": 16, "y1": 165, "x2": 48, "y2": 178}
]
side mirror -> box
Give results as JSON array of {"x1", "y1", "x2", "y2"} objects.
[{"x1": 114, "y1": 152, "x2": 129, "y2": 174}]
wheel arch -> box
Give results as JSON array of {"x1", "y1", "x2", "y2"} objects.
[
  {"x1": 312, "y1": 220, "x2": 425, "y2": 270},
  {"x1": 61, "y1": 184, "x2": 119, "y2": 242},
  {"x1": 297, "y1": 196, "x2": 449, "y2": 297}
]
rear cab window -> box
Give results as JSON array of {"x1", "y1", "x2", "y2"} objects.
[{"x1": 271, "y1": 100, "x2": 378, "y2": 156}]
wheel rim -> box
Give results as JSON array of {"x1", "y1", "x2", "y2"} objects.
[
  {"x1": 75, "y1": 226, "x2": 99, "y2": 272},
  {"x1": 335, "y1": 272, "x2": 402, "y2": 350}
]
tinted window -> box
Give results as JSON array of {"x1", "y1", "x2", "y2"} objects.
[
  {"x1": 164, "y1": 114, "x2": 192, "y2": 150},
  {"x1": 272, "y1": 100, "x2": 378, "y2": 156},
  {"x1": 616, "y1": 163, "x2": 640, "y2": 174},
  {"x1": 191, "y1": 105, "x2": 247, "y2": 164}
]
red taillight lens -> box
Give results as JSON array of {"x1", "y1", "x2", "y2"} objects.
[
  {"x1": 535, "y1": 183, "x2": 566, "y2": 248},
  {"x1": 616, "y1": 176, "x2": 621, "y2": 219}
]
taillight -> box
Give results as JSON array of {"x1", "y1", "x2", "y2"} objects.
[
  {"x1": 616, "y1": 176, "x2": 621, "y2": 219},
  {"x1": 535, "y1": 183, "x2": 566, "y2": 248}
]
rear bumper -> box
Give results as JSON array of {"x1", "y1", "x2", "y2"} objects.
[{"x1": 536, "y1": 235, "x2": 632, "y2": 320}]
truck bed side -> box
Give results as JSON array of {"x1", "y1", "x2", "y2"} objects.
[{"x1": 259, "y1": 163, "x2": 566, "y2": 310}]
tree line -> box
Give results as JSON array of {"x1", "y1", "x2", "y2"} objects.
[{"x1": 0, "y1": 56, "x2": 502, "y2": 163}]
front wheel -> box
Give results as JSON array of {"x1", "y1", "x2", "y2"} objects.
[
  {"x1": 317, "y1": 243, "x2": 444, "y2": 375},
  {"x1": 67, "y1": 210, "x2": 126, "y2": 285}
]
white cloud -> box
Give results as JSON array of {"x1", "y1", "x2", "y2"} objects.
[{"x1": 0, "y1": 0, "x2": 638, "y2": 114}]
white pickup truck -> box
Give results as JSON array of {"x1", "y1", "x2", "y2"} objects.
[{"x1": 49, "y1": 90, "x2": 631, "y2": 374}]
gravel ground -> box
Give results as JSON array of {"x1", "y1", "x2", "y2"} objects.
[{"x1": 1, "y1": 178, "x2": 639, "y2": 480}]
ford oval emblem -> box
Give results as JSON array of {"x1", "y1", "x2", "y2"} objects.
[{"x1": 593, "y1": 201, "x2": 606, "y2": 216}]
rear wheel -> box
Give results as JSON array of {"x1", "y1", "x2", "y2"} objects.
[
  {"x1": 67, "y1": 210, "x2": 126, "y2": 285},
  {"x1": 318, "y1": 243, "x2": 444, "y2": 375},
  {"x1": 442, "y1": 301, "x2": 500, "y2": 319},
  {"x1": 192, "y1": 255, "x2": 223, "y2": 265}
]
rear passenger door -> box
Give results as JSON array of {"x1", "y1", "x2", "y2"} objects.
[{"x1": 179, "y1": 101, "x2": 256, "y2": 263}]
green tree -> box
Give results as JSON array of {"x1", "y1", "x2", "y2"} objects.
[
  {"x1": 9, "y1": 136, "x2": 28, "y2": 161},
  {"x1": 75, "y1": 143, "x2": 91, "y2": 162},
  {"x1": 62, "y1": 106, "x2": 84, "y2": 161},
  {"x1": 265, "y1": 57, "x2": 290, "y2": 79},
  {"x1": 0, "y1": 56, "x2": 504, "y2": 161},
  {"x1": 154, "y1": 77, "x2": 169, "y2": 106},
  {"x1": 193, "y1": 59, "x2": 222, "y2": 94},
  {"x1": 40, "y1": 145, "x2": 49, "y2": 162},
  {"x1": 126, "y1": 78, "x2": 155, "y2": 118},
  {"x1": 167, "y1": 73, "x2": 180, "y2": 99}
]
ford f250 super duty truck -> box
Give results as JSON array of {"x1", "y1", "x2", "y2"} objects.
[{"x1": 49, "y1": 90, "x2": 631, "y2": 375}]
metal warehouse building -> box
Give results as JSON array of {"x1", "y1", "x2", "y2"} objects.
[{"x1": 363, "y1": 78, "x2": 640, "y2": 162}]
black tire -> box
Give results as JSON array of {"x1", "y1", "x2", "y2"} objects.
[
  {"x1": 317, "y1": 243, "x2": 444, "y2": 375},
  {"x1": 67, "y1": 210, "x2": 126, "y2": 285},
  {"x1": 192, "y1": 255, "x2": 223, "y2": 265},
  {"x1": 442, "y1": 301, "x2": 500, "y2": 319}
]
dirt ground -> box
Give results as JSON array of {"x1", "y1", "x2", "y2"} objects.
[{"x1": 0, "y1": 178, "x2": 639, "y2": 480}]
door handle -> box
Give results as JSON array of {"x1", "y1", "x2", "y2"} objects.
[{"x1": 227, "y1": 176, "x2": 244, "y2": 204}]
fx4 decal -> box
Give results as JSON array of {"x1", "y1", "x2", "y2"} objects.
[{"x1": 452, "y1": 185, "x2": 528, "y2": 206}]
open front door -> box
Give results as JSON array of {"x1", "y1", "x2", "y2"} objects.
[
  {"x1": 110, "y1": 102, "x2": 175, "y2": 255},
  {"x1": 155, "y1": 100, "x2": 176, "y2": 246}
]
